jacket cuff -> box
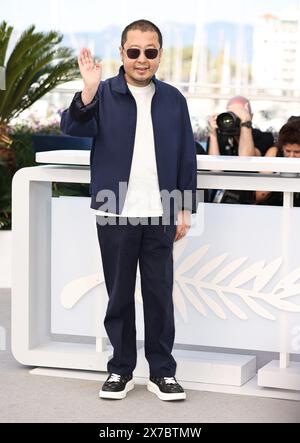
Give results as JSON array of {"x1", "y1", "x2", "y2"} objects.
[{"x1": 69, "y1": 91, "x2": 99, "y2": 122}]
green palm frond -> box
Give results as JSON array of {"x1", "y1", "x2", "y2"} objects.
[
  {"x1": 0, "y1": 21, "x2": 13, "y2": 66},
  {"x1": 0, "y1": 21, "x2": 80, "y2": 123}
]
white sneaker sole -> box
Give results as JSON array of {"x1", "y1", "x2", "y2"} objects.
[
  {"x1": 147, "y1": 380, "x2": 186, "y2": 401},
  {"x1": 99, "y1": 379, "x2": 134, "y2": 400}
]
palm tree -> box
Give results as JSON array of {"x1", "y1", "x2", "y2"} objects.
[
  {"x1": 0, "y1": 21, "x2": 79, "y2": 229},
  {"x1": 0, "y1": 20, "x2": 79, "y2": 148}
]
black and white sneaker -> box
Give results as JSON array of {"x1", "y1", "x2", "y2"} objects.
[
  {"x1": 147, "y1": 376, "x2": 186, "y2": 401},
  {"x1": 99, "y1": 373, "x2": 134, "y2": 399}
]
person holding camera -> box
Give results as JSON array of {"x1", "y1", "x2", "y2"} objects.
[
  {"x1": 206, "y1": 97, "x2": 267, "y2": 204},
  {"x1": 207, "y1": 96, "x2": 274, "y2": 157},
  {"x1": 205, "y1": 96, "x2": 274, "y2": 204}
]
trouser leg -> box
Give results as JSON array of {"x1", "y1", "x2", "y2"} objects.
[
  {"x1": 139, "y1": 220, "x2": 177, "y2": 377},
  {"x1": 96, "y1": 217, "x2": 142, "y2": 375}
]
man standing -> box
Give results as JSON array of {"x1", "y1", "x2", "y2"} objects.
[{"x1": 61, "y1": 19, "x2": 197, "y2": 401}]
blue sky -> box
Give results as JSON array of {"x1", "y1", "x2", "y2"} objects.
[{"x1": 1, "y1": 0, "x2": 300, "y2": 32}]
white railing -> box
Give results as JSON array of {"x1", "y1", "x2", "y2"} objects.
[{"x1": 196, "y1": 155, "x2": 300, "y2": 195}]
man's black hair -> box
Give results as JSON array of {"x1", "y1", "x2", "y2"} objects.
[{"x1": 121, "y1": 19, "x2": 163, "y2": 48}]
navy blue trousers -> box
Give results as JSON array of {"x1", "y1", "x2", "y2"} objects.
[{"x1": 96, "y1": 217, "x2": 177, "y2": 377}]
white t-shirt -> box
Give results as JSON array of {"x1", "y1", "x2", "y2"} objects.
[{"x1": 93, "y1": 81, "x2": 163, "y2": 217}]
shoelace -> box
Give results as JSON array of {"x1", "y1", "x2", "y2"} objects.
[
  {"x1": 163, "y1": 377, "x2": 177, "y2": 384},
  {"x1": 107, "y1": 373, "x2": 121, "y2": 383}
]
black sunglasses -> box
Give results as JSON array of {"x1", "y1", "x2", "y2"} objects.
[{"x1": 123, "y1": 47, "x2": 159, "y2": 60}]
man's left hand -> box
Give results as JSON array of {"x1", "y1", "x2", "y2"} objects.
[{"x1": 175, "y1": 210, "x2": 191, "y2": 241}]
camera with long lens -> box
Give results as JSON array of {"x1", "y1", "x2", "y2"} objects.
[{"x1": 216, "y1": 111, "x2": 241, "y2": 136}]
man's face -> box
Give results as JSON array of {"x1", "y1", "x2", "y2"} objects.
[
  {"x1": 120, "y1": 29, "x2": 162, "y2": 87},
  {"x1": 283, "y1": 143, "x2": 300, "y2": 158}
]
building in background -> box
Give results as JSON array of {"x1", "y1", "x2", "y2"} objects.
[{"x1": 252, "y1": 10, "x2": 300, "y2": 91}]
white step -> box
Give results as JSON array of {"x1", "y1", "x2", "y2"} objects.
[
  {"x1": 258, "y1": 360, "x2": 300, "y2": 391},
  {"x1": 135, "y1": 349, "x2": 256, "y2": 387}
]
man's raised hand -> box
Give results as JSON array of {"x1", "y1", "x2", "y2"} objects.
[{"x1": 78, "y1": 48, "x2": 102, "y2": 105}]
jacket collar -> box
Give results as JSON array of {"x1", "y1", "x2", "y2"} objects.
[{"x1": 111, "y1": 65, "x2": 159, "y2": 94}]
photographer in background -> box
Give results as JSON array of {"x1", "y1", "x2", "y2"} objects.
[
  {"x1": 207, "y1": 96, "x2": 274, "y2": 157},
  {"x1": 206, "y1": 96, "x2": 274, "y2": 204}
]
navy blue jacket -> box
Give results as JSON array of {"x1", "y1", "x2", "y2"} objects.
[{"x1": 61, "y1": 66, "x2": 197, "y2": 217}]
